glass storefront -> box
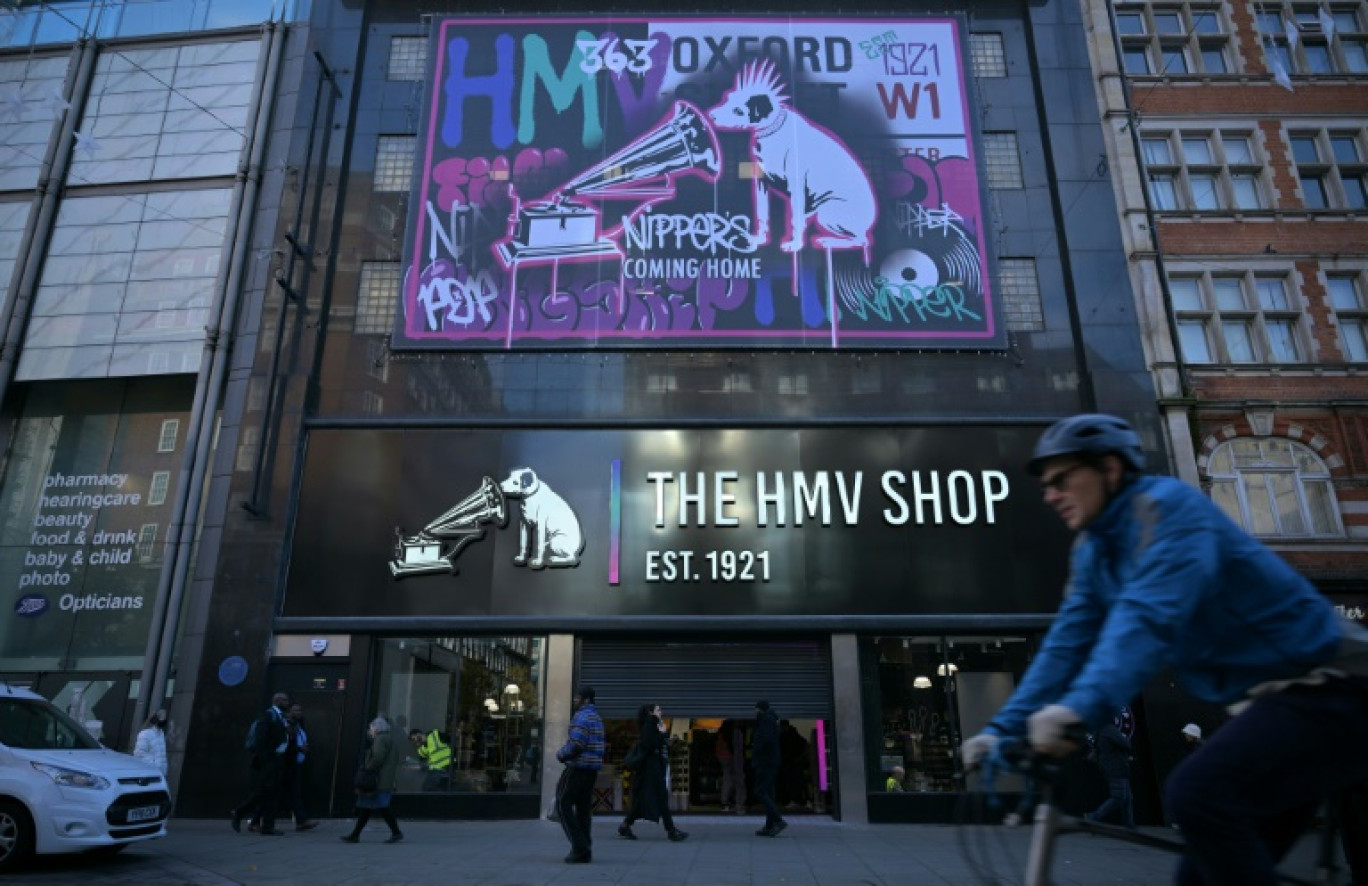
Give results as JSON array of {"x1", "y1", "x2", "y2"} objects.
[
  {"x1": 371, "y1": 636, "x2": 545, "y2": 795},
  {"x1": 866, "y1": 634, "x2": 1039, "y2": 794}
]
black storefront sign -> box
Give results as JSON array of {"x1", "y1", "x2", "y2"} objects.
[{"x1": 285, "y1": 427, "x2": 1072, "y2": 618}]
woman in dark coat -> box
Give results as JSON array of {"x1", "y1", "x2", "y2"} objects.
[
  {"x1": 618, "y1": 704, "x2": 688, "y2": 841},
  {"x1": 341, "y1": 716, "x2": 404, "y2": 843}
]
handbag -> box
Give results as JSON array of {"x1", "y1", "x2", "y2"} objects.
[
  {"x1": 354, "y1": 767, "x2": 380, "y2": 793},
  {"x1": 622, "y1": 741, "x2": 645, "y2": 770}
]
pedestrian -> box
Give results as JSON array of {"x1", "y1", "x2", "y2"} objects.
[
  {"x1": 885, "y1": 765, "x2": 906, "y2": 792},
  {"x1": 341, "y1": 715, "x2": 403, "y2": 843},
  {"x1": 555, "y1": 685, "x2": 604, "y2": 864},
  {"x1": 960, "y1": 413, "x2": 1368, "y2": 886},
  {"x1": 1002, "y1": 774, "x2": 1040, "y2": 827},
  {"x1": 283, "y1": 703, "x2": 318, "y2": 831},
  {"x1": 752, "y1": 700, "x2": 787, "y2": 837},
  {"x1": 1084, "y1": 718, "x2": 1135, "y2": 829},
  {"x1": 618, "y1": 703, "x2": 689, "y2": 842},
  {"x1": 779, "y1": 719, "x2": 810, "y2": 809},
  {"x1": 408, "y1": 726, "x2": 452, "y2": 791},
  {"x1": 717, "y1": 718, "x2": 747, "y2": 813},
  {"x1": 1180, "y1": 722, "x2": 1203, "y2": 752},
  {"x1": 132, "y1": 709, "x2": 168, "y2": 775},
  {"x1": 231, "y1": 691, "x2": 292, "y2": 836}
]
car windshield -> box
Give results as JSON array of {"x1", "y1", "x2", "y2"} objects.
[{"x1": 0, "y1": 698, "x2": 102, "y2": 750}]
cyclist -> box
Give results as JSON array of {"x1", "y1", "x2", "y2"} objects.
[{"x1": 960, "y1": 413, "x2": 1368, "y2": 886}]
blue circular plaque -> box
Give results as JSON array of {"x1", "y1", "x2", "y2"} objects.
[{"x1": 218, "y1": 655, "x2": 249, "y2": 687}]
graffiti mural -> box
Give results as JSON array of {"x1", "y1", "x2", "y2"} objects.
[{"x1": 394, "y1": 17, "x2": 1003, "y2": 350}]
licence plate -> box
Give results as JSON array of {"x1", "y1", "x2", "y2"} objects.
[{"x1": 127, "y1": 805, "x2": 160, "y2": 823}]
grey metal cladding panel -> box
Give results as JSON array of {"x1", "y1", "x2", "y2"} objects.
[{"x1": 578, "y1": 638, "x2": 834, "y2": 719}]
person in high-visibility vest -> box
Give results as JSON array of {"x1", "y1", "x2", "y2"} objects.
[{"x1": 408, "y1": 729, "x2": 452, "y2": 791}]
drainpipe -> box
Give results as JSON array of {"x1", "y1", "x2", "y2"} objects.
[
  {"x1": 0, "y1": 37, "x2": 96, "y2": 409},
  {"x1": 133, "y1": 19, "x2": 286, "y2": 731}
]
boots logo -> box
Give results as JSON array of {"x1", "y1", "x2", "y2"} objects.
[
  {"x1": 14, "y1": 594, "x2": 49, "y2": 617},
  {"x1": 390, "y1": 468, "x2": 585, "y2": 578}
]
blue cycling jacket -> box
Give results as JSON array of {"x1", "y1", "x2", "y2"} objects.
[{"x1": 989, "y1": 475, "x2": 1344, "y2": 736}]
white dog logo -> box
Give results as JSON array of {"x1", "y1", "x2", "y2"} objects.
[
  {"x1": 499, "y1": 467, "x2": 584, "y2": 568},
  {"x1": 708, "y1": 61, "x2": 876, "y2": 254}
]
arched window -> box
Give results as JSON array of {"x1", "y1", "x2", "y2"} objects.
[{"x1": 1207, "y1": 439, "x2": 1342, "y2": 537}]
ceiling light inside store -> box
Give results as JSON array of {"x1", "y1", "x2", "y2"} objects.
[{"x1": 913, "y1": 676, "x2": 933, "y2": 689}]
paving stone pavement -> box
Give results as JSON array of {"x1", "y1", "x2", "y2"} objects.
[{"x1": 3, "y1": 815, "x2": 1343, "y2": 885}]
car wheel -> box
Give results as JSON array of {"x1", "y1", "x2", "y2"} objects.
[{"x1": 0, "y1": 800, "x2": 34, "y2": 872}]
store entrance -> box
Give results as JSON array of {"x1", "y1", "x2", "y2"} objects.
[
  {"x1": 599, "y1": 714, "x2": 833, "y2": 817},
  {"x1": 578, "y1": 637, "x2": 836, "y2": 819}
]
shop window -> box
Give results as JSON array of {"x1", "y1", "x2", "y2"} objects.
[
  {"x1": 1327, "y1": 272, "x2": 1368, "y2": 360},
  {"x1": 387, "y1": 36, "x2": 427, "y2": 81},
  {"x1": 1169, "y1": 271, "x2": 1306, "y2": 364},
  {"x1": 867, "y1": 635, "x2": 1038, "y2": 794},
  {"x1": 372, "y1": 637, "x2": 546, "y2": 795},
  {"x1": 1207, "y1": 438, "x2": 1342, "y2": 536},
  {"x1": 1116, "y1": 2, "x2": 1233, "y2": 76}
]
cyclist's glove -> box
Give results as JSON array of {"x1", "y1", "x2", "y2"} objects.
[
  {"x1": 1028, "y1": 704, "x2": 1084, "y2": 756},
  {"x1": 960, "y1": 732, "x2": 999, "y2": 770}
]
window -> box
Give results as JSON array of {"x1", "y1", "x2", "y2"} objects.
[
  {"x1": 1116, "y1": 3, "x2": 1233, "y2": 75},
  {"x1": 646, "y1": 373, "x2": 678, "y2": 393},
  {"x1": 969, "y1": 33, "x2": 1008, "y2": 77},
  {"x1": 1168, "y1": 271, "x2": 1305, "y2": 363},
  {"x1": 137, "y1": 524, "x2": 158, "y2": 562},
  {"x1": 1290, "y1": 129, "x2": 1368, "y2": 210},
  {"x1": 1257, "y1": 1, "x2": 1368, "y2": 74},
  {"x1": 356, "y1": 262, "x2": 400, "y2": 335},
  {"x1": 983, "y1": 133, "x2": 1025, "y2": 188},
  {"x1": 374, "y1": 136, "x2": 417, "y2": 192},
  {"x1": 1327, "y1": 272, "x2": 1368, "y2": 360},
  {"x1": 372, "y1": 637, "x2": 546, "y2": 795},
  {"x1": 1207, "y1": 439, "x2": 1341, "y2": 536},
  {"x1": 999, "y1": 258, "x2": 1044, "y2": 331},
  {"x1": 1141, "y1": 130, "x2": 1265, "y2": 211},
  {"x1": 148, "y1": 470, "x2": 171, "y2": 506},
  {"x1": 388, "y1": 36, "x2": 427, "y2": 80},
  {"x1": 778, "y1": 374, "x2": 809, "y2": 396},
  {"x1": 157, "y1": 419, "x2": 180, "y2": 452}
]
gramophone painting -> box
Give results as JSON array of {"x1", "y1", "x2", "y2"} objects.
[{"x1": 394, "y1": 17, "x2": 1002, "y2": 350}]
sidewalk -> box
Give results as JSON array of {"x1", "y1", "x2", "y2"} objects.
[{"x1": 7, "y1": 815, "x2": 1192, "y2": 885}]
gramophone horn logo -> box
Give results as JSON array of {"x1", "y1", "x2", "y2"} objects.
[
  {"x1": 389, "y1": 469, "x2": 585, "y2": 578},
  {"x1": 495, "y1": 100, "x2": 721, "y2": 267}
]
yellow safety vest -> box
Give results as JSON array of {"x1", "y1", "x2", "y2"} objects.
[{"x1": 420, "y1": 730, "x2": 451, "y2": 770}]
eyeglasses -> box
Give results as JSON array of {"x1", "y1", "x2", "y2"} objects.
[{"x1": 1039, "y1": 463, "x2": 1090, "y2": 494}]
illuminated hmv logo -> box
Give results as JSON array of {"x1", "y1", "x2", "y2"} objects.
[{"x1": 389, "y1": 468, "x2": 585, "y2": 579}]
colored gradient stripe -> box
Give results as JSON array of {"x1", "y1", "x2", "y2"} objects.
[{"x1": 609, "y1": 459, "x2": 621, "y2": 585}]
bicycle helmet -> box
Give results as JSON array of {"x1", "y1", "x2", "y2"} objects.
[{"x1": 1027, "y1": 413, "x2": 1146, "y2": 475}]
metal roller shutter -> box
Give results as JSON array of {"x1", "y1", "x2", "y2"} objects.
[{"x1": 577, "y1": 638, "x2": 833, "y2": 719}]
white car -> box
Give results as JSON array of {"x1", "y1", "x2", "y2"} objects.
[{"x1": 0, "y1": 685, "x2": 169, "y2": 871}]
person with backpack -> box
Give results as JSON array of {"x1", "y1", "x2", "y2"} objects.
[{"x1": 230, "y1": 691, "x2": 292, "y2": 836}]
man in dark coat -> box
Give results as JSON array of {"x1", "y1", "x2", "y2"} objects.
[
  {"x1": 751, "y1": 700, "x2": 786, "y2": 836},
  {"x1": 231, "y1": 691, "x2": 292, "y2": 836},
  {"x1": 1085, "y1": 719, "x2": 1135, "y2": 828}
]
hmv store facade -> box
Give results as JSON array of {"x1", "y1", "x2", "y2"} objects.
[{"x1": 175, "y1": 0, "x2": 1160, "y2": 826}]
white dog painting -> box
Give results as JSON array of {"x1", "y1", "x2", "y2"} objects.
[
  {"x1": 708, "y1": 61, "x2": 877, "y2": 254},
  {"x1": 499, "y1": 467, "x2": 584, "y2": 568}
]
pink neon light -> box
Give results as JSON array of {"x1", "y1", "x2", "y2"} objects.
[{"x1": 816, "y1": 719, "x2": 829, "y2": 792}]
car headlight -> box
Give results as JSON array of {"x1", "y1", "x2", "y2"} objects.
[{"x1": 31, "y1": 762, "x2": 111, "y2": 790}]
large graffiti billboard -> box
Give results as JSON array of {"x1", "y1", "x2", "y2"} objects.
[{"x1": 393, "y1": 17, "x2": 1003, "y2": 350}]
